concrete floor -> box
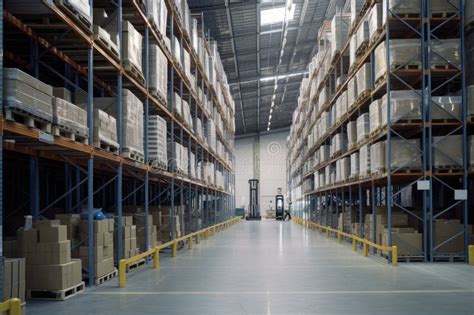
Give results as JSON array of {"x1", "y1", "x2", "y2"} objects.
[{"x1": 28, "y1": 220, "x2": 474, "y2": 314}]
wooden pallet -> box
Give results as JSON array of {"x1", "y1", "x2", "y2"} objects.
[
  {"x1": 126, "y1": 258, "x2": 146, "y2": 273},
  {"x1": 54, "y1": 0, "x2": 92, "y2": 33},
  {"x1": 123, "y1": 149, "x2": 145, "y2": 163},
  {"x1": 430, "y1": 11, "x2": 457, "y2": 18},
  {"x1": 393, "y1": 12, "x2": 421, "y2": 19},
  {"x1": 355, "y1": 90, "x2": 371, "y2": 105},
  {"x1": 369, "y1": 28, "x2": 384, "y2": 46},
  {"x1": 150, "y1": 89, "x2": 167, "y2": 106},
  {"x1": 27, "y1": 281, "x2": 85, "y2": 301},
  {"x1": 150, "y1": 159, "x2": 168, "y2": 171},
  {"x1": 392, "y1": 63, "x2": 422, "y2": 71},
  {"x1": 5, "y1": 107, "x2": 52, "y2": 133},
  {"x1": 94, "y1": 268, "x2": 118, "y2": 285},
  {"x1": 52, "y1": 125, "x2": 89, "y2": 144},
  {"x1": 94, "y1": 139, "x2": 119, "y2": 154},
  {"x1": 434, "y1": 166, "x2": 463, "y2": 174},
  {"x1": 355, "y1": 41, "x2": 369, "y2": 58},
  {"x1": 431, "y1": 64, "x2": 459, "y2": 70},
  {"x1": 432, "y1": 254, "x2": 465, "y2": 263},
  {"x1": 123, "y1": 61, "x2": 145, "y2": 84},
  {"x1": 93, "y1": 26, "x2": 120, "y2": 61}
]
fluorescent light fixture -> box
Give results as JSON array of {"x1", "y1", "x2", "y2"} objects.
[
  {"x1": 260, "y1": 5, "x2": 295, "y2": 26},
  {"x1": 269, "y1": 114, "x2": 272, "y2": 120},
  {"x1": 259, "y1": 71, "x2": 308, "y2": 83}
]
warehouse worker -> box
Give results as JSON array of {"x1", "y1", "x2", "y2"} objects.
[{"x1": 284, "y1": 202, "x2": 292, "y2": 221}]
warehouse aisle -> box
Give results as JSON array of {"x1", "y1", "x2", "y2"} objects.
[{"x1": 27, "y1": 221, "x2": 474, "y2": 315}]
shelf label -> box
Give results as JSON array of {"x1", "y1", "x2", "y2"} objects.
[
  {"x1": 454, "y1": 190, "x2": 467, "y2": 201},
  {"x1": 39, "y1": 131, "x2": 54, "y2": 144},
  {"x1": 417, "y1": 180, "x2": 430, "y2": 191}
]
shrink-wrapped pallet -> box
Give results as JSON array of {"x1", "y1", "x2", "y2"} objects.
[
  {"x1": 350, "y1": 153, "x2": 360, "y2": 178},
  {"x1": 430, "y1": 0, "x2": 460, "y2": 16},
  {"x1": 319, "y1": 172, "x2": 326, "y2": 189},
  {"x1": 320, "y1": 145, "x2": 330, "y2": 163},
  {"x1": 325, "y1": 165, "x2": 332, "y2": 187},
  {"x1": 431, "y1": 39, "x2": 461, "y2": 69},
  {"x1": 7, "y1": 0, "x2": 91, "y2": 24},
  {"x1": 433, "y1": 135, "x2": 463, "y2": 168},
  {"x1": 381, "y1": 90, "x2": 422, "y2": 122},
  {"x1": 356, "y1": 19, "x2": 370, "y2": 54},
  {"x1": 148, "y1": 115, "x2": 168, "y2": 169},
  {"x1": 347, "y1": 77, "x2": 357, "y2": 110},
  {"x1": 370, "y1": 141, "x2": 386, "y2": 174},
  {"x1": 121, "y1": 21, "x2": 143, "y2": 75},
  {"x1": 356, "y1": 62, "x2": 371, "y2": 100},
  {"x1": 147, "y1": 0, "x2": 167, "y2": 36},
  {"x1": 368, "y1": 3, "x2": 383, "y2": 42},
  {"x1": 349, "y1": 35, "x2": 357, "y2": 68},
  {"x1": 335, "y1": 93, "x2": 347, "y2": 124},
  {"x1": 351, "y1": 0, "x2": 365, "y2": 25},
  {"x1": 374, "y1": 39, "x2": 421, "y2": 84},
  {"x1": 53, "y1": 97, "x2": 88, "y2": 137},
  {"x1": 391, "y1": 138, "x2": 421, "y2": 170},
  {"x1": 369, "y1": 99, "x2": 384, "y2": 134},
  {"x1": 173, "y1": 36, "x2": 181, "y2": 65},
  {"x1": 320, "y1": 86, "x2": 329, "y2": 106},
  {"x1": 3, "y1": 68, "x2": 53, "y2": 122},
  {"x1": 336, "y1": 157, "x2": 350, "y2": 183},
  {"x1": 359, "y1": 145, "x2": 371, "y2": 176},
  {"x1": 383, "y1": 0, "x2": 422, "y2": 18},
  {"x1": 330, "y1": 105, "x2": 337, "y2": 128},
  {"x1": 331, "y1": 13, "x2": 351, "y2": 59},
  {"x1": 314, "y1": 172, "x2": 320, "y2": 190},
  {"x1": 356, "y1": 113, "x2": 370, "y2": 143},
  {"x1": 94, "y1": 109, "x2": 119, "y2": 149},
  {"x1": 320, "y1": 111, "x2": 331, "y2": 137},
  {"x1": 148, "y1": 44, "x2": 168, "y2": 99},
  {"x1": 431, "y1": 96, "x2": 461, "y2": 120},
  {"x1": 331, "y1": 133, "x2": 347, "y2": 157},
  {"x1": 347, "y1": 121, "x2": 357, "y2": 149}
]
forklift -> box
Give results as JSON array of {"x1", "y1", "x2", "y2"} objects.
[
  {"x1": 246, "y1": 179, "x2": 261, "y2": 220},
  {"x1": 275, "y1": 188, "x2": 284, "y2": 220}
]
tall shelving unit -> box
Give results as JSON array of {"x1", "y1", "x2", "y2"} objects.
[
  {"x1": 287, "y1": 0, "x2": 470, "y2": 263},
  {"x1": 0, "y1": 0, "x2": 236, "y2": 292}
]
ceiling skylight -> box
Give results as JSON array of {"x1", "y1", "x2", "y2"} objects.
[{"x1": 260, "y1": 5, "x2": 295, "y2": 26}]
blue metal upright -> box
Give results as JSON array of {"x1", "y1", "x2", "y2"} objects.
[{"x1": 87, "y1": 45, "x2": 95, "y2": 287}]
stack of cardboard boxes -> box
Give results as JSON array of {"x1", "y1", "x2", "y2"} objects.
[
  {"x1": 3, "y1": 258, "x2": 25, "y2": 302},
  {"x1": 79, "y1": 219, "x2": 115, "y2": 279},
  {"x1": 156, "y1": 206, "x2": 181, "y2": 242},
  {"x1": 133, "y1": 213, "x2": 157, "y2": 252},
  {"x1": 17, "y1": 221, "x2": 82, "y2": 292},
  {"x1": 55, "y1": 214, "x2": 81, "y2": 249},
  {"x1": 115, "y1": 216, "x2": 139, "y2": 259},
  {"x1": 433, "y1": 219, "x2": 474, "y2": 254}
]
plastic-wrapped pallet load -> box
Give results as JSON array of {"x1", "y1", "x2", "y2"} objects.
[
  {"x1": 383, "y1": 0, "x2": 422, "y2": 19},
  {"x1": 351, "y1": 0, "x2": 365, "y2": 26},
  {"x1": 356, "y1": 113, "x2": 370, "y2": 143},
  {"x1": 331, "y1": 133, "x2": 347, "y2": 157},
  {"x1": 6, "y1": 0, "x2": 91, "y2": 24},
  {"x1": 347, "y1": 121, "x2": 357, "y2": 149},
  {"x1": 331, "y1": 13, "x2": 351, "y2": 59},
  {"x1": 122, "y1": 21, "x2": 143, "y2": 76},
  {"x1": 319, "y1": 171, "x2": 326, "y2": 188},
  {"x1": 370, "y1": 141, "x2": 386, "y2": 174},
  {"x1": 380, "y1": 90, "x2": 421, "y2": 123},
  {"x1": 431, "y1": 96, "x2": 461, "y2": 120},
  {"x1": 173, "y1": 36, "x2": 181, "y2": 65},
  {"x1": 320, "y1": 145, "x2": 330, "y2": 163},
  {"x1": 431, "y1": 39, "x2": 461, "y2": 69},
  {"x1": 148, "y1": 44, "x2": 168, "y2": 100},
  {"x1": 336, "y1": 157, "x2": 350, "y2": 183},
  {"x1": 205, "y1": 120, "x2": 217, "y2": 151},
  {"x1": 325, "y1": 165, "x2": 332, "y2": 187},
  {"x1": 356, "y1": 19, "x2": 370, "y2": 54},
  {"x1": 330, "y1": 105, "x2": 336, "y2": 128},
  {"x1": 391, "y1": 138, "x2": 421, "y2": 170},
  {"x1": 319, "y1": 86, "x2": 329, "y2": 106},
  {"x1": 347, "y1": 77, "x2": 357, "y2": 110},
  {"x1": 374, "y1": 39, "x2": 421, "y2": 84},
  {"x1": 4, "y1": 67, "x2": 54, "y2": 123},
  {"x1": 93, "y1": 109, "x2": 119, "y2": 150},
  {"x1": 433, "y1": 135, "x2": 463, "y2": 169},
  {"x1": 359, "y1": 144, "x2": 371, "y2": 176},
  {"x1": 148, "y1": 115, "x2": 168, "y2": 169},
  {"x1": 356, "y1": 62, "x2": 371, "y2": 100},
  {"x1": 368, "y1": 3, "x2": 383, "y2": 43},
  {"x1": 349, "y1": 35, "x2": 357, "y2": 69},
  {"x1": 350, "y1": 153, "x2": 360, "y2": 178},
  {"x1": 52, "y1": 97, "x2": 88, "y2": 139},
  {"x1": 369, "y1": 99, "x2": 383, "y2": 134},
  {"x1": 430, "y1": 0, "x2": 460, "y2": 16},
  {"x1": 190, "y1": 152, "x2": 196, "y2": 178}
]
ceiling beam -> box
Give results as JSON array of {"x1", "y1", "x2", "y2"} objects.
[
  {"x1": 256, "y1": 0, "x2": 261, "y2": 133},
  {"x1": 228, "y1": 69, "x2": 308, "y2": 85}
]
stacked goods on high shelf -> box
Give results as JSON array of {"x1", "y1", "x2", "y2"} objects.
[
  {"x1": 147, "y1": 0, "x2": 167, "y2": 37},
  {"x1": 173, "y1": 92, "x2": 193, "y2": 129},
  {"x1": 148, "y1": 44, "x2": 168, "y2": 100},
  {"x1": 169, "y1": 141, "x2": 189, "y2": 174},
  {"x1": 114, "y1": 216, "x2": 138, "y2": 259},
  {"x1": 205, "y1": 120, "x2": 217, "y2": 152},
  {"x1": 78, "y1": 219, "x2": 115, "y2": 280},
  {"x1": 203, "y1": 162, "x2": 215, "y2": 185},
  {"x1": 215, "y1": 170, "x2": 224, "y2": 189},
  {"x1": 17, "y1": 220, "x2": 83, "y2": 294},
  {"x1": 111, "y1": 20, "x2": 143, "y2": 77},
  {"x1": 91, "y1": 89, "x2": 144, "y2": 161},
  {"x1": 52, "y1": 89, "x2": 88, "y2": 143},
  {"x1": 92, "y1": 9, "x2": 120, "y2": 58},
  {"x1": 148, "y1": 115, "x2": 168, "y2": 170},
  {"x1": 93, "y1": 109, "x2": 119, "y2": 152}
]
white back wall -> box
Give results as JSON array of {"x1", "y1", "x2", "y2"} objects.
[{"x1": 235, "y1": 130, "x2": 288, "y2": 213}]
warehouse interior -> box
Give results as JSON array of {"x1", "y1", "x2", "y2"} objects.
[{"x1": 0, "y1": 0, "x2": 473, "y2": 314}]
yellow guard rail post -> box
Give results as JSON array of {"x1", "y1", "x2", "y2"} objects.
[
  {"x1": 469, "y1": 245, "x2": 474, "y2": 266},
  {"x1": 0, "y1": 298, "x2": 22, "y2": 315},
  {"x1": 118, "y1": 217, "x2": 241, "y2": 288},
  {"x1": 294, "y1": 217, "x2": 398, "y2": 266}
]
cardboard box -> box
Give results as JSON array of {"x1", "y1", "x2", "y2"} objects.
[
  {"x1": 95, "y1": 257, "x2": 114, "y2": 278},
  {"x1": 39, "y1": 225, "x2": 67, "y2": 243},
  {"x1": 80, "y1": 245, "x2": 104, "y2": 262},
  {"x1": 35, "y1": 220, "x2": 61, "y2": 228},
  {"x1": 3, "y1": 258, "x2": 26, "y2": 302},
  {"x1": 433, "y1": 219, "x2": 465, "y2": 254},
  {"x1": 382, "y1": 228, "x2": 422, "y2": 256},
  {"x1": 30, "y1": 260, "x2": 80, "y2": 291},
  {"x1": 116, "y1": 216, "x2": 134, "y2": 226},
  {"x1": 103, "y1": 232, "x2": 114, "y2": 246},
  {"x1": 55, "y1": 214, "x2": 81, "y2": 244}
]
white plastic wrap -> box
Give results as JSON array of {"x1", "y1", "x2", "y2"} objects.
[
  {"x1": 148, "y1": 44, "x2": 168, "y2": 99},
  {"x1": 331, "y1": 13, "x2": 351, "y2": 58},
  {"x1": 374, "y1": 39, "x2": 421, "y2": 84},
  {"x1": 368, "y1": 3, "x2": 383, "y2": 42},
  {"x1": 320, "y1": 86, "x2": 329, "y2": 106},
  {"x1": 370, "y1": 141, "x2": 386, "y2": 174},
  {"x1": 331, "y1": 133, "x2": 347, "y2": 157},
  {"x1": 351, "y1": 0, "x2": 365, "y2": 25},
  {"x1": 430, "y1": 0, "x2": 460, "y2": 15},
  {"x1": 359, "y1": 145, "x2": 371, "y2": 176},
  {"x1": 319, "y1": 172, "x2": 326, "y2": 189},
  {"x1": 320, "y1": 145, "x2": 330, "y2": 163},
  {"x1": 148, "y1": 115, "x2": 168, "y2": 168},
  {"x1": 383, "y1": 0, "x2": 422, "y2": 19},
  {"x1": 53, "y1": 97, "x2": 88, "y2": 137},
  {"x1": 369, "y1": 99, "x2": 383, "y2": 134},
  {"x1": 433, "y1": 135, "x2": 463, "y2": 168},
  {"x1": 350, "y1": 153, "x2": 360, "y2": 178},
  {"x1": 356, "y1": 113, "x2": 370, "y2": 143},
  {"x1": 356, "y1": 20, "x2": 370, "y2": 53},
  {"x1": 123, "y1": 21, "x2": 143, "y2": 75},
  {"x1": 325, "y1": 165, "x2": 332, "y2": 187},
  {"x1": 336, "y1": 157, "x2": 350, "y2": 183},
  {"x1": 330, "y1": 105, "x2": 336, "y2": 128},
  {"x1": 350, "y1": 35, "x2": 357, "y2": 68},
  {"x1": 94, "y1": 109, "x2": 119, "y2": 148},
  {"x1": 391, "y1": 138, "x2": 421, "y2": 170},
  {"x1": 347, "y1": 77, "x2": 357, "y2": 110},
  {"x1": 432, "y1": 96, "x2": 461, "y2": 120},
  {"x1": 381, "y1": 90, "x2": 422, "y2": 122},
  {"x1": 356, "y1": 62, "x2": 371, "y2": 100},
  {"x1": 431, "y1": 39, "x2": 461, "y2": 69},
  {"x1": 347, "y1": 121, "x2": 357, "y2": 149}
]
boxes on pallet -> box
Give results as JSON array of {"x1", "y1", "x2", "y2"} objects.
[
  {"x1": 431, "y1": 96, "x2": 462, "y2": 121},
  {"x1": 374, "y1": 39, "x2": 421, "y2": 84},
  {"x1": 350, "y1": 0, "x2": 365, "y2": 26},
  {"x1": 147, "y1": 0, "x2": 167, "y2": 37},
  {"x1": 347, "y1": 121, "x2": 357, "y2": 148},
  {"x1": 324, "y1": 165, "x2": 331, "y2": 187},
  {"x1": 370, "y1": 141, "x2": 386, "y2": 174},
  {"x1": 183, "y1": 50, "x2": 191, "y2": 79},
  {"x1": 320, "y1": 145, "x2": 330, "y2": 163},
  {"x1": 391, "y1": 138, "x2": 421, "y2": 170},
  {"x1": 148, "y1": 115, "x2": 168, "y2": 169},
  {"x1": 369, "y1": 99, "x2": 383, "y2": 134},
  {"x1": 336, "y1": 157, "x2": 350, "y2": 183},
  {"x1": 350, "y1": 152, "x2": 360, "y2": 178},
  {"x1": 79, "y1": 219, "x2": 114, "y2": 278},
  {"x1": 104, "y1": 21, "x2": 142, "y2": 75},
  {"x1": 356, "y1": 19, "x2": 369, "y2": 53},
  {"x1": 3, "y1": 258, "x2": 26, "y2": 302},
  {"x1": 331, "y1": 13, "x2": 351, "y2": 59},
  {"x1": 433, "y1": 219, "x2": 466, "y2": 254},
  {"x1": 3, "y1": 68, "x2": 54, "y2": 122},
  {"x1": 331, "y1": 133, "x2": 347, "y2": 157},
  {"x1": 6, "y1": 0, "x2": 91, "y2": 24},
  {"x1": 17, "y1": 221, "x2": 82, "y2": 291},
  {"x1": 368, "y1": 3, "x2": 383, "y2": 42},
  {"x1": 149, "y1": 44, "x2": 168, "y2": 99},
  {"x1": 55, "y1": 214, "x2": 81, "y2": 249},
  {"x1": 430, "y1": 0, "x2": 460, "y2": 16},
  {"x1": 205, "y1": 120, "x2": 217, "y2": 151},
  {"x1": 347, "y1": 77, "x2": 357, "y2": 110},
  {"x1": 349, "y1": 35, "x2": 357, "y2": 69},
  {"x1": 359, "y1": 144, "x2": 370, "y2": 176},
  {"x1": 53, "y1": 97, "x2": 88, "y2": 137},
  {"x1": 382, "y1": 228, "x2": 422, "y2": 256},
  {"x1": 356, "y1": 62, "x2": 371, "y2": 100},
  {"x1": 433, "y1": 135, "x2": 463, "y2": 169},
  {"x1": 381, "y1": 90, "x2": 422, "y2": 123},
  {"x1": 356, "y1": 113, "x2": 369, "y2": 143},
  {"x1": 383, "y1": 0, "x2": 422, "y2": 18},
  {"x1": 431, "y1": 39, "x2": 461, "y2": 69},
  {"x1": 53, "y1": 87, "x2": 72, "y2": 103},
  {"x1": 93, "y1": 109, "x2": 119, "y2": 150},
  {"x1": 132, "y1": 213, "x2": 157, "y2": 252}
]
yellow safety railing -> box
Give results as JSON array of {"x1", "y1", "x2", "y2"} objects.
[
  {"x1": 0, "y1": 298, "x2": 22, "y2": 315},
  {"x1": 293, "y1": 217, "x2": 398, "y2": 266},
  {"x1": 119, "y1": 216, "x2": 241, "y2": 287},
  {"x1": 469, "y1": 245, "x2": 474, "y2": 266}
]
